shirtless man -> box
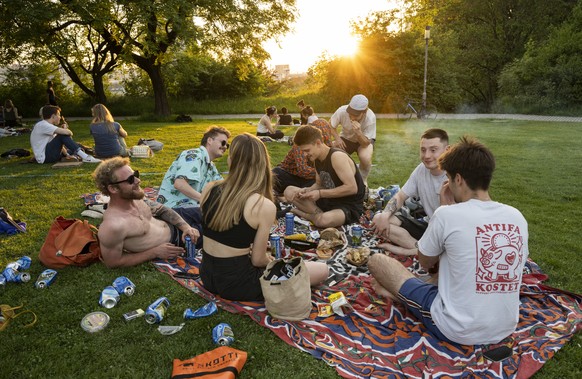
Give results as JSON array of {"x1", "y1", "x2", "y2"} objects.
[{"x1": 93, "y1": 157, "x2": 201, "y2": 268}]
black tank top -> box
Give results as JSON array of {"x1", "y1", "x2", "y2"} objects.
[
  {"x1": 202, "y1": 185, "x2": 257, "y2": 248},
  {"x1": 316, "y1": 148, "x2": 366, "y2": 203}
]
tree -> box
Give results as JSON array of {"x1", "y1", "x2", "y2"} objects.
[{"x1": 1, "y1": 0, "x2": 297, "y2": 116}]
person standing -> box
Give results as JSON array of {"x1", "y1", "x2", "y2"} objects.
[
  {"x1": 157, "y1": 126, "x2": 231, "y2": 208},
  {"x1": 368, "y1": 136, "x2": 529, "y2": 345},
  {"x1": 284, "y1": 125, "x2": 366, "y2": 228},
  {"x1": 372, "y1": 129, "x2": 451, "y2": 255},
  {"x1": 89, "y1": 104, "x2": 129, "y2": 158},
  {"x1": 329, "y1": 94, "x2": 376, "y2": 185},
  {"x1": 47, "y1": 81, "x2": 58, "y2": 106},
  {"x1": 30, "y1": 105, "x2": 100, "y2": 164}
]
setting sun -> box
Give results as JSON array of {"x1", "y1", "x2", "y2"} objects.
[{"x1": 265, "y1": 0, "x2": 396, "y2": 74}]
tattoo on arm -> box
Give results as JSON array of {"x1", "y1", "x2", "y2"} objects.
[
  {"x1": 146, "y1": 200, "x2": 187, "y2": 228},
  {"x1": 384, "y1": 197, "x2": 398, "y2": 214}
]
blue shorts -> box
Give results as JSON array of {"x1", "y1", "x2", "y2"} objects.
[{"x1": 398, "y1": 277, "x2": 454, "y2": 343}]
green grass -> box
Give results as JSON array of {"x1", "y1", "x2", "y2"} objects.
[{"x1": 0, "y1": 118, "x2": 580, "y2": 378}]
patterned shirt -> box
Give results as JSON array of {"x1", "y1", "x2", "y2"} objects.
[
  {"x1": 156, "y1": 146, "x2": 222, "y2": 208},
  {"x1": 278, "y1": 118, "x2": 333, "y2": 179}
]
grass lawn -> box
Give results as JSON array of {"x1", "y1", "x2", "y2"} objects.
[{"x1": 0, "y1": 118, "x2": 580, "y2": 378}]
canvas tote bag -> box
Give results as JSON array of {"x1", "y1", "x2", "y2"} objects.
[{"x1": 259, "y1": 257, "x2": 311, "y2": 321}]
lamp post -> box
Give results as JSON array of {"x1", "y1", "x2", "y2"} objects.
[{"x1": 421, "y1": 26, "x2": 431, "y2": 119}]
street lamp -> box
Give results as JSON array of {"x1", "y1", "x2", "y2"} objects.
[{"x1": 421, "y1": 26, "x2": 431, "y2": 119}]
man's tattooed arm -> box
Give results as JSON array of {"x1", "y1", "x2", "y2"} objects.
[{"x1": 145, "y1": 199, "x2": 188, "y2": 228}]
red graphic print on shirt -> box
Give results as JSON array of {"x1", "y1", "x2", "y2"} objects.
[{"x1": 475, "y1": 224, "x2": 524, "y2": 294}]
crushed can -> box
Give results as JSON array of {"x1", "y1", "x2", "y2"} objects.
[
  {"x1": 6, "y1": 256, "x2": 32, "y2": 271},
  {"x1": 35, "y1": 269, "x2": 57, "y2": 289},
  {"x1": 112, "y1": 276, "x2": 136, "y2": 296},
  {"x1": 2, "y1": 267, "x2": 30, "y2": 283},
  {"x1": 99, "y1": 286, "x2": 120, "y2": 308},
  {"x1": 212, "y1": 323, "x2": 235, "y2": 346},
  {"x1": 285, "y1": 213, "x2": 295, "y2": 235},
  {"x1": 145, "y1": 297, "x2": 170, "y2": 324},
  {"x1": 270, "y1": 234, "x2": 281, "y2": 259},
  {"x1": 183, "y1": 302, "x2": 218, "y2": 320},
  {"x1": 184, "y1": 236, "x2": 196, "y2": 260},
  {"x1": 351, "y1": 225, "x2": 363, "y2": 247}
]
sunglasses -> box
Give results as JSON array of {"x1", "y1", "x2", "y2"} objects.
[
  {"x1": 219, "y1": 140, "x2": 229, "y2": 149},
  {"x1": 111, "y1": 170, "x2": 140, "y2": 185}
]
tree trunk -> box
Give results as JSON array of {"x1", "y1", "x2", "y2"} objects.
[
  {"x1": 92, "y1": 75, "x2": 108, "y2": 104},
  {"x1": 132, "y1": 56, "x2": 171, "y2": 116}
]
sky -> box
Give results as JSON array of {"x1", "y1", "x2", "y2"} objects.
[{"x1": 264, "y1": 0, "x2": 398, "y2": 74}]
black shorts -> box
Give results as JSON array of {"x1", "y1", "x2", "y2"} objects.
[
  {"x1": 316, "y1": 198, "x2": 363, "y2": 225},
  {"x1": 395, "y1": 214, "x2": 428, "y2": 241},
  {"x1": 199, "y1": 250, "x2": 265, "y2": 301},
  {"x1": 272, "y1": 167, "x2": 315, "y2": 195},
  {"x1": 168, "y1": 206, "x2": 203, "y2": 248},
  {"x1": 340, "y1": 137, "x2": 375, "y2": 155}
]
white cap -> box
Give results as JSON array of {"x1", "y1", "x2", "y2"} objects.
[{"x1": 346, "y1": 94, "x2": 368, "y2": 115}]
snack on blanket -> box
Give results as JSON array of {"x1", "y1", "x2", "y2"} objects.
[
  {"x1": 316, "y1": 228, "x2": 345, "y2": 260},
  {"x1": 346, "y1": 246, "x2": 370, "y2": 266},
  {"x1": 284, "y1": 233, "x2": 308, "y2": 241}
]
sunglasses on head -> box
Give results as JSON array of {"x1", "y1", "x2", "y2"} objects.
[{"x1": 111, "y1": 170, "x2": 140, "y2": 185}]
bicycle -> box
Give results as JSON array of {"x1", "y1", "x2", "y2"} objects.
[{"x1": 397, "y1": 98, "x2": 437, "y2": 120}]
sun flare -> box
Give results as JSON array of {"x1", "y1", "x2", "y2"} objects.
[{"x1": 325, "y1": 34, "x2": 360, "y2": 58}]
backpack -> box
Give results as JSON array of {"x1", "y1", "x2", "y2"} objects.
[{"x1": 39, "y1": 217, "x2": 102, "y2": 269}]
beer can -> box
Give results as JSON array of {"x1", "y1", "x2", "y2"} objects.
[
  {"x1": 0, "y1": 275, "x2": 6, "y2": 291},
  {"x1": 35, "y1": 269, "x2": 58, "y2": 289},
  {"x1": 212, "y1": 323, "x2": 235, "y2": 346},
  {"x1": 99, "y1": 286, "x2": 120, "y2": 309},
  {"x1": 6, "y1": 256, "x2": 32, "y2": 271},
  {"x1": 351, "y1": 225, "x2": 363, "y2": 247},
  {"x1": 145, "y1": 297, "x2": 170, "y2": 324},
  {"x1": 383, "y1": 184, "x2": 400, "y2": 202},
  {"x1": 112, "y1": 276, "x2": 136, "y2": 296},
  {"x1": 2, "y1": 267, "x2": 30, "y2": 283},
  {"x1": 184, "y1": 236, "x2": 196, "y2": 260},
  {"x1": 183, "y1": 301, "x2": 218, "y2": 320},
  {"x1": 270, "y1": 234, "x2": 281, "y2": 259},
  {"x1": 284, "y1": 213, "x2": 295, "y2": 235}
]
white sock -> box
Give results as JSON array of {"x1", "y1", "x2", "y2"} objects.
[{"x1": 76, "y1": 149, "x2": 89, "y2": 159}]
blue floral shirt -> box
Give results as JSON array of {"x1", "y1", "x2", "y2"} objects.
[{"x1": 156, "y1": 146, "x2": 222, "y2": 208}]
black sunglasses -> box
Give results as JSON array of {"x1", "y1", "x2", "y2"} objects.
[
  {"x1": 219, "y1": 140, "x2": 230, "y2": 149},
  {"x1": 111, "y1": 170, "x2": 140, "y2": 185}
]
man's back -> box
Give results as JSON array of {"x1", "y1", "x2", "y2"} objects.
[{"x1": 420, "y1": 199, "x2": 529, "y2": 345}]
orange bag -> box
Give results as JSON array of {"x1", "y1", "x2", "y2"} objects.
[
  {"x1": 171, "y1": 346, "x2": 247, "y2": 379},
  {"x1": 39, "y1": 216, "x2": 102, "y2": 268}
]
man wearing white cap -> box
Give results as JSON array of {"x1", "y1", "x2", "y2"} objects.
[{"x1": 330, "y1": 94, "x2": 376, "y2": 185}]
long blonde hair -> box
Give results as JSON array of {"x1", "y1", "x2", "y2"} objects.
[
  {"x1": 91, "y1": 103, "x2": 116, "y2": 134},
  {"x1": 201, "y1": 133, "x2": 274, "y2": 231}
]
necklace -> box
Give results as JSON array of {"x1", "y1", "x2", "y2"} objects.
[{"x1": 127, "y1": 207, "x2": 144, "y2": 220}]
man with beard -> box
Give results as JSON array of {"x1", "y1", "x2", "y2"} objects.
[
  {"x1": 284, "y1": 125, "x2": 366, "y2": 228},
  {"x1": 93, "y1": 158, "x2": 201, "y2": 268},
  {"x1": 372, "y1": 129, "x2": 452, "y2": 255}
]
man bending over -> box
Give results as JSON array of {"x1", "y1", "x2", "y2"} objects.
[
  {"x1": 93, "y1": 158, "x2": 201, "y2": 268},
  {"x1": 284, "y1": 125, "x2": 366, "y2": 228},
  {"x1": 368, "y1": 136, "x2": 529, "y2": 345}
]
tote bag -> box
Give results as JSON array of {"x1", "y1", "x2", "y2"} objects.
[{"x1": 259, "y1": 257, "x2": 311, "y2": 321}]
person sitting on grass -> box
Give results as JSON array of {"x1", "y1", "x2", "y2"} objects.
[
  {"x1": 199, "y1": 133, "x2": 328, "y2": 301},
  {"x1": 368, "y1": 136, "x2": 529, "y2": 345},
  {"x1": 157, "y1": 126, "x2": 231, "y2": 208},
  {"x1": 277, "y1": 107, "x2": 293, "y2": 126},
  {"x1": 3, "y1": 99, "x2": 23, "y2": 127},
  {"x1": 30, "y1": 105, "x2": 100, "y2": 164},
  {"x1": 89, "y1": 104, "x2": 129, "y2": 158},
  {"x1": 372, "y1": 128, "x2": 452, "y2": 256},
  {"x1": 284, "y1": 125, "x2": 366, "y2": 228},
  {"x1": 257, "y1": 106, "x2": 284, "y2": 140},
  {"x1": 93, "y1": 157, "x2": 202, "y2": 268}
]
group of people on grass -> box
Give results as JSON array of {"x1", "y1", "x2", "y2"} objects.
[{"x1": 68, "y1": 91, "x2": 527, "y2": 348}]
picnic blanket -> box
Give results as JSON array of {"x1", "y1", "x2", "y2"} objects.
[{"x1": 154, "y1": 222, "x2": 581, "y2": 379}]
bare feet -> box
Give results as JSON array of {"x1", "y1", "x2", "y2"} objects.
[
  {"x1": 371, "y1": 278, "x2": 397, "y2": 301},
  {"x1": 377, "y1": 242, "x2": 417, "y2": 256}
]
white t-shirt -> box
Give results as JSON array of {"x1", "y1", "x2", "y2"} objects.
[
  {"x1": 401, "y1": 163, "x2": 447, "y2": 219},
  {"x1": 330, "y1": 105, "x2": 376, "y2": 142},
  {"x1": 30, "y1": 120, "x2": 58, "y2": 163},
  {"x1": 307, "y1": 115, "x2": 318, "y2": 124},
  {"x1": 418, "y1": 199, "x2": 529, "y2": 345}
]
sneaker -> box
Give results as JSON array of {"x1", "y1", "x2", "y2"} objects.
[{"x1": 82, "y1": 155, "x2": 101, "y2": 163}]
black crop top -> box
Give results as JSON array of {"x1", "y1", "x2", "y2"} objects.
[{"x1": 202, "y1": 185, "x2": 257, "y2": 248}]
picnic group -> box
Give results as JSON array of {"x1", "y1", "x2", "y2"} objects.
[{"x1": 29, "y1": 93, "x2": 529, "y2": 348}]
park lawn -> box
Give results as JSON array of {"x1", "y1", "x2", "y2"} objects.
[{"x1": 0, "y1": 118, "x2": 580, "y2": 378}]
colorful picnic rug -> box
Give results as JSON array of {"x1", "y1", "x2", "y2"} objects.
[{"x1": 154, "y1": 227, "x2": 581, "y2": 379}]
